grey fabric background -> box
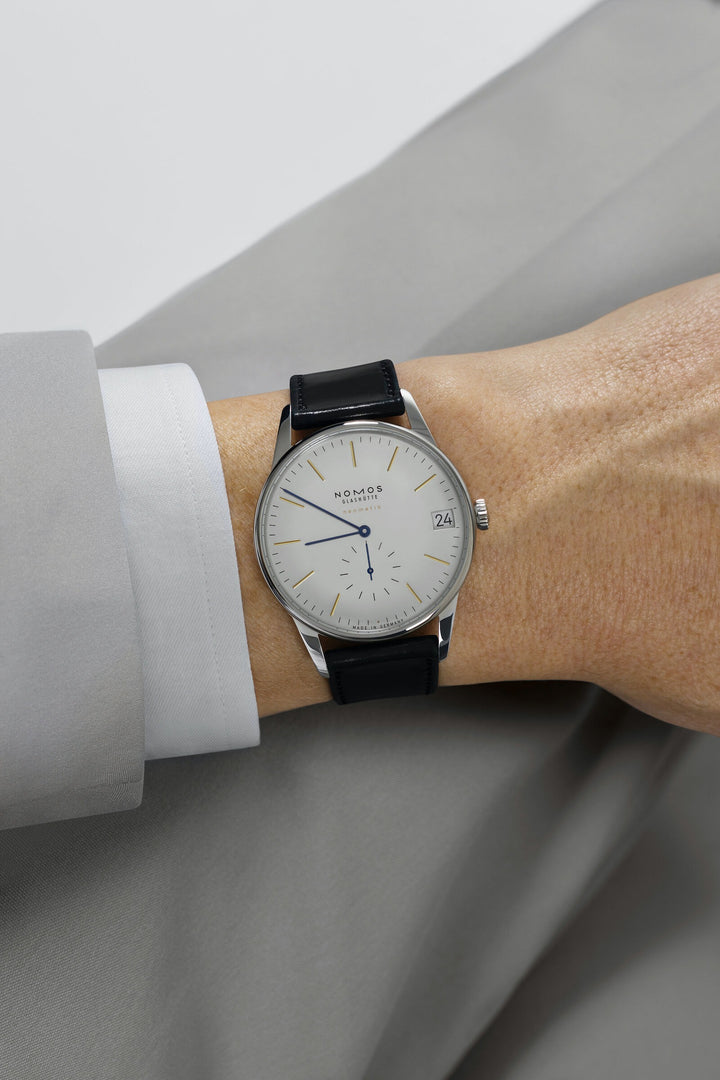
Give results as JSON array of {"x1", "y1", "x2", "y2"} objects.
[
  {"x1": 0, "y1": 330, "x2": 144, "y2": 828},
  {"x1": 2, "y1": 0, "x2": 720, "y2": 1076}
]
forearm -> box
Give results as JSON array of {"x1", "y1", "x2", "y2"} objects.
[
  {"x1": 206, "y1": 354, "x2": 580, "y2": 718},
  {"x1": 209, "y1": 274, "x2": 720, "y2": 732},
  {"x1": 208, "y1": 387, "x2": 329, "y2": 717}
]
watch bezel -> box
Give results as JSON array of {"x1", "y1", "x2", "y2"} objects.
[{"x1": 253, "y1": 418, "x2": 476, "y2": 642}]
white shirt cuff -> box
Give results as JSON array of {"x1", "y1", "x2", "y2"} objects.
[{"x1": 98, "y1": 362, "x2": 260, "y2": 760}]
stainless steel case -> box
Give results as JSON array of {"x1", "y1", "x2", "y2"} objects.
[{"x1": 253, "y1": 389, "x2": 476, "y2": 679}]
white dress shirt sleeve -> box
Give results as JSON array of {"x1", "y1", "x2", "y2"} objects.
[{"x1": 97, "y1": 363, "x2": 260, "y2": 761}]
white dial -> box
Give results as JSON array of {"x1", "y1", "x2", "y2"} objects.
[{"x1": 255, "y1": 420, "x2": 475, "y2": 640}]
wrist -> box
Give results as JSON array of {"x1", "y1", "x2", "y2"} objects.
[
  {"x1": 211, "y1": 275, "x2": 720, "y2": 733},
  {"x1": 395, "y1": 352, "x2": 590, "y2": 690},
  {"x1": 209, "y1": 352, "x2": 585, "y2": 716},
  {"x1": 208, "y1": 387, "x2": 334, "y2": 717}
]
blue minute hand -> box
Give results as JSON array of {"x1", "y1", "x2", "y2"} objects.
[{"x1": 282, "y1": 488, "x2": 370, "y2": 539}]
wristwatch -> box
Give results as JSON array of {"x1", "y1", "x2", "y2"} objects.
[{"x1": 253, "y1": 359, "x2": 488, "y2": 705}]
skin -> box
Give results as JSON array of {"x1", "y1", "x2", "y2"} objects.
[{"x1": 208, "y1": 273, "x2": 720, "y2": 733}]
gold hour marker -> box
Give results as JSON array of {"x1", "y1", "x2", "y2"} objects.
[
  {"x1": 387, "y1": 446, "x2": 398, "y2": 471},
  {"x1": 280, "y1": 496, "x2": 304, "y2": 508},
  {"x1": 414, "y1": 473, "x2": 436, "y2": 492},
  {"x1": 274, "y1": 539, "x2": 301, "y2": 545},
  {"x1": 424, "y1": 552, "x2": 450, "y2": 565},
  {"x1": 406, "y1": 582, "x2": 422, "y2": 604},
  {"x1": 350, "y1": 441, "x2": 357, "y2": 468},
  {"x1": 293, "y1": 570, "x2": 314, "y2": 589},
  {"x1": 330, "y1": 592, "x2": 340, "y2": 616},
  {"x1": 307, "y1": 459, "x2": 325, "y2": 481}
]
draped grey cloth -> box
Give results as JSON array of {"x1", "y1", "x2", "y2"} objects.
[{"x1": 3, "y1": 0, "x2": 720, "y2": 1076}]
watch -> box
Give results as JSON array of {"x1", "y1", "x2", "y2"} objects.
[{"x1": 253, "y1": 359, "x2": 488, "y2": 705}]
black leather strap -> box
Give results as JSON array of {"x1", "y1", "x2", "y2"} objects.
[
  {"x1": 326, "y1": 635, "x2": 439, "y2": 705},
  {"x1": 290, "y1": 359, "x2": 404, "y2": 430},
  {"x1": 289, "y1": 358, "x2": 436, "y2": 704}
]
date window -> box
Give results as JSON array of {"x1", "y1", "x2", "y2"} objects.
[{"x1": 431, "y1": 509, "x2": 455, "y2": 530}]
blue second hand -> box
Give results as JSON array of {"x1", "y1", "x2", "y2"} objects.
[{"x1": 365, "y1": 541, "x2": 374, "y2": 580}]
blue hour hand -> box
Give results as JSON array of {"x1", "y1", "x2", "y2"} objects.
[
  {"x1": 281, "y1": 487, "x2": 371, "y2": 542},
  {"x1": 305, "y1": 530, "x2": 362, "y2": 546}
]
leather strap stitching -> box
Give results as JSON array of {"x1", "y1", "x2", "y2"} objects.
[{"x1": 378, "y1": 359, "x2": 397, "y2": 403}]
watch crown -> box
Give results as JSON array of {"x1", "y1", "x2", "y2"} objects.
[{"x1": 474, "y1": 498, "x2": 489, "y2": 531}]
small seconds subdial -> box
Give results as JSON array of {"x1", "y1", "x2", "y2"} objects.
[
  {"x1": 334, "y1": 538, "x2": 402, "y2": 606},
  {"x1": 255, "y1": 420, "x2": 474, "y2": 640}
]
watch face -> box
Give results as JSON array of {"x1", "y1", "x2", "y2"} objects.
[{"x1": 254, "y1": 420, "x2": 475, "y2": 640}]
